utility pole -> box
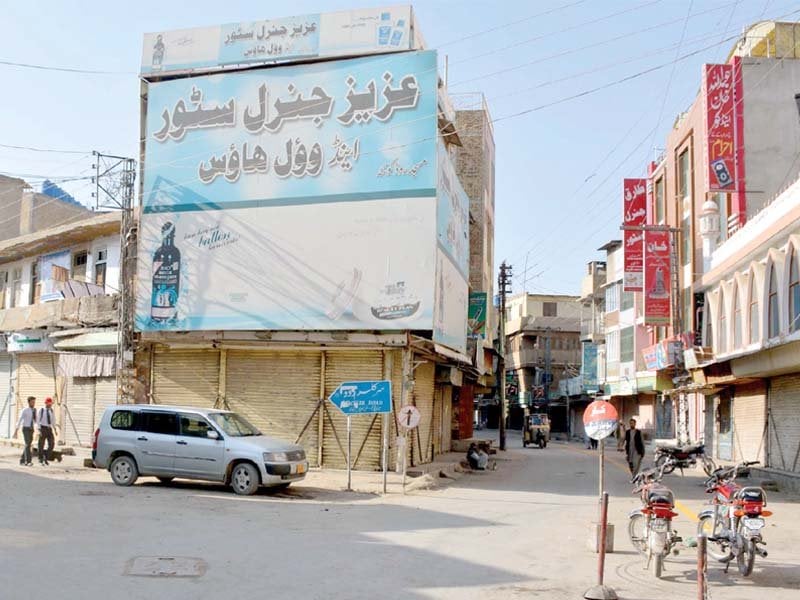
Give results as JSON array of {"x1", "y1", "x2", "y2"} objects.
[
  {"x1": 544, "y1": 328, "x2": 552, "y2": 403},
  {"x1": 497, "y1": 261, "x2": 512, "y2": 451}
]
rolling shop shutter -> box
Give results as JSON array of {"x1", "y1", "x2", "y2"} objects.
[
  {"x1": 225, "y1": 350, "x2": 321, "y2": 467},
  {"x1": 323, "y1": 350, "x2": 383, "y2": 470},
  {"x1": 17, "y1": 353, "x2": 58, "y2": 405},
  {"x1": 0, "y1": 353, "x2": 13, "y2": 438},
  {"x1": 732, "y1": 382, "x2": 767, "y2": 463},
  {"x1": 767, "y1": 374, "x2": 800, "y2": 474},
  {"x1": 63, "y1": 377, "x2": 95, "y2": 448},
  {"x1": 152, "y1": 349, "x2": 220, "y2": 408},
  {"x1": 412, "y1": 361, "x2": 435, "y2": 464},
  {"x1": 94, "y1": 377, "x2": 118, "y2": 430}
]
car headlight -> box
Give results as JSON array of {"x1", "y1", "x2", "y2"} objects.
[{"x1": 264, "y1": 452, "x2": 289, "y2": 462}]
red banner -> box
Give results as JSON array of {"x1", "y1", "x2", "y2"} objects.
[
  {"x1": 644, "y1": 230, "x2": 671, "y2": 325},
  {"x1": 623, "y1": 178, "x2": 647, "y2": 291},
  {"x1": 704, "y1": 63, "x2": 736, "y2": 190}
]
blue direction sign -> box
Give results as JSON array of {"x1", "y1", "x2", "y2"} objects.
[{"x1": 329, "y1": 380, "x2": 392, "y2": 415}]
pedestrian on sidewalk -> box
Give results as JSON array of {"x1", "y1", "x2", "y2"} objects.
[
  {"x1": 616, "y1": 420, "x2": 626, "y2": 452},
  {"x1": 624, "y1": 418, "x2": 645, "y2": 478},
  {"x1": 37, "y1": 397, "x2": 56, "y2": 465},
  {"x1": 13, "y1": 396, "x2": 37, "y2": 466}
]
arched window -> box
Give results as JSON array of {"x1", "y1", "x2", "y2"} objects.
[
  {"x1": 749, "y1": 276, "x2": 759, "y2": 343},
  {"x1": 790, "y1": 252, "x2": 800, "y2": 333},
  {"x1": 733, "y1": 286, "x2": 742, "y2": 349},
  {"x1": 718, "y1": 291, "x2": 727, "y2": 353},
  {"x1": 768, "y1": 264, "x2": 779, "y2": 338}
]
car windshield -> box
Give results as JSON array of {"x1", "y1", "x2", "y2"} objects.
[
  {"x1": 208, "y1": 412, "x2": 262, "y2": 437},
  {"x1": 530, "y1": 415, "x2": 547, "y2": 425}
]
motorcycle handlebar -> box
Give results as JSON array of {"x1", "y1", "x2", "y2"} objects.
[{"x1": 704, "y1": 461, "x2": 761, "y2": 488}]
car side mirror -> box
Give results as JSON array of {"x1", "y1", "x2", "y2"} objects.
[{"x1": 207, "y1": 430, "x2": 220, "y2": 440}]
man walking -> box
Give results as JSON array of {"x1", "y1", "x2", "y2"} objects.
[
  {"x1": 37, "y1": 397, "x2": 56, "y2": 465},
  {"x1": 13, "y1": 396, "x2": 37, "y2": 466},
  {"x1": 624, "y1": 418, "x2": 645, "y2": 478}
]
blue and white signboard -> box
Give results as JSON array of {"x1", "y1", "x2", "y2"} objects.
[{"x1": 329, "y1": 380, "x2": 392, "y2": 415}]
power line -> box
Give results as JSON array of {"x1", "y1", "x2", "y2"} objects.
[
  {"x1": 0, "y1": 58, "x2": 134, "y2": 75},
  {"x1": 0, "y1": 142, "x2": 89, "y2": 154}
]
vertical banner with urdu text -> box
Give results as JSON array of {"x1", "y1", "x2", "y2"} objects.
[
  {"x1": 644, "y1": 230, "x2": 671, "y2": 325},
  {"x1": 623, "y1": 178, "x2": 646, "y2": 291},
  {"x1": 704, "y1": 63, "x2": 736, "y2": 191}
]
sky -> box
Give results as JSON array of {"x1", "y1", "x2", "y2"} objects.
[{"x1": 0, "y1": 0, "x2": 790, "y2": 295}]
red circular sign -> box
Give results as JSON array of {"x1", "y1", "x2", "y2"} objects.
[{"x1": 583, "y1": 400, "x2": 619, "y2": 440}]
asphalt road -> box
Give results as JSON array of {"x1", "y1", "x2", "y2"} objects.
[{"x1": 1, "y1": 432, "x2": 798, "y2": 599}]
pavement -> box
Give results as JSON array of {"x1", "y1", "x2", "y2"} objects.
[{"x1": 0, "y1": 431, "x2": 799, "y2": 599}]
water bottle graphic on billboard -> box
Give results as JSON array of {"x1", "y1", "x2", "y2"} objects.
[{"x1": 151, "y1": 221, "x2": 181, "y2": 321}]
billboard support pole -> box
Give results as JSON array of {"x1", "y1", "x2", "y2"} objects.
[{"x1": 346, "y1": 415, "x2": 352, "y2": 492}]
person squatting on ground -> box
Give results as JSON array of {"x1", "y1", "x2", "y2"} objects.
[
  {"x1": 467, "y1": 442, "x2": 490, "y2": 470},
  {"x1": 624, "y1": 418, "x2": 645, "y2": 478},
  {"x1": 13, "y1": 396, "x2": 37, "y2": 466}
]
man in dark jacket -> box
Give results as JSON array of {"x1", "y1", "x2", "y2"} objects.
[{"x1": 624, "y1": 418, "x2": 645, "y2": 477}]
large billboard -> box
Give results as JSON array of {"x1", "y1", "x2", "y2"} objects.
[
  {"x1": 622, "y1": 178, "x2": 646, "y2": 292},
  {"x1": 643, "y1": 230, "x2": 671, "y2": 325},
  {"x1": 136, "y1": 50, "x2": 441, "y2": 333},
  {"x1": 703, "y1": 63, "x2": 736, "y2": 191},
  {"x1": 142, "y1": 6, "x2": 417, "y2": 77}
]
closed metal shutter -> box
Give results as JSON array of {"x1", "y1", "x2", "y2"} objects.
[
  {"x1": 412, "y1": 361, "x2": 435, "y2": 464},
  {"x1": 152, "y1": 349, "x2": 220, "y2": 408},
  {"x1": 63, "y1": 377, "x2": 95, "y2": 448},
  {"x1": 225, "y1": 350, "x2": 321, "y2": 467},
  {"x1": 733, "y1": 381, "x2": 767, "y2": 463},
  {"x1": 323, "y1": 350, "x2": 383, "y2": 470},
  {"x1": 704, "y1": 396, "x2": 715, "y2": 459},
  {"x1": 94, "y1": 377, "x2": 118, "y2": 431},
  {"x1": 0, "y1": 353, "x2": 13, "y2": 438},
  {"x1": 767, "y1": 374, "x2": 800, "y2": 474},
  {"x1": 17, "y1": 353, "x2": 58, "y2": 404}
]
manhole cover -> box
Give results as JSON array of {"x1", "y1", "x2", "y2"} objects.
[{"x1": 124, "y1": 556, "x2": 207, "y2": 578}]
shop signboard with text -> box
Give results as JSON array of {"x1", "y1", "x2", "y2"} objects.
[
  {"x1": 622, "y1": 178, "x2": 646, "y2": 292},
  {"x1": 643, "y1": 230, "x2": 671, "y2": 325},
  {"x1": 704, "y1": 63, "x2": 736, "y2": 191}
]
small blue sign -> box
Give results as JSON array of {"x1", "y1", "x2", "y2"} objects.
[{"x1": 329, "y1": 380, "x2": 392, "y2": 415}]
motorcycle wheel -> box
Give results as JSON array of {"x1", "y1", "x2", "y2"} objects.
[
  {"x1": 655, "y1": 454, "x2": 676, "y2": 475},
  {"x1": 737, "y1": 536, "x2": 756, "y2": 576},
  {"x1": 702, "y1": 456, "x2": 717, "y2": 477},
  {"x1": 697, "y1": 515, "x2": 733, "y2": 562},
  {"x1": 652, "y1": 553, "x2": 663, "y2": 578},
  {"x1": 627, "y1": 513, "x2": 648, "y2": 555}
]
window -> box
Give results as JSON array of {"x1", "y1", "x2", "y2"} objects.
[
  {"x1": 733, "y1": 287, "x2": 742, "y2": 349},
  {"x1": 11, "y1": 267, "x2": 22, "y2": 308},
  {"x1": 72, "y1": 251, "x2": 88, "y2": 281},
  {"x1": 715, "y1": 192, "x2": 731, "y2": 242},
  {"x1": 678, "y1": 148, "x2": 691, "y2": 200},
  {"x1": 790, "y1": 252, "x2": 800, "y2": 333},
  {"x1": 142, "y1": 411, "x2": 177, "y2": 435},
  {"x1": 605, "y1": 284, "x2": 620, "y2": 312},
  {"x1": 621, "y1": 290, "x2": 634, "y2": 311},
  {"x1": 718, "y1": 292, "x2": 727, "y2": 353},
  {"x1": 95, "y1": 248, "x2": 108, "y2": 288},
  {"x1": 768, "y1": 265, "x2": 779, "y2": 338},
  {"x1": 179, "y1": 414, "x2": 212, "y2": 438},
  {"x1": 749, "y1": 276, "x2": 759, "y2": 343},
  {"x1": 683, "y1": 288, "x2": 693, "y2": 333},
  {"x1": 0, "y1": 270, "x2": 6, "y2": 308},
  {"x1": 606, "y1": 330, "x2": 620, "y2": 362},
  {"x1": 682, "y1": 216, "x2": 691, "y2": 266},
  {"x1": 543, "y1": 302, "x2": 557, "y2": 317},
  {"x1": 110, "y1": 410, "x2": 139, "y2": 430},
  {"x1": 655, "y1": 177, "x2": 665, "y2": 223},
  {"x1": 30, "y1": 260, "x2": 40, "y2": 305},
  {"x1": 620, "y1": 326, "x2": 634, "y2": 363}
]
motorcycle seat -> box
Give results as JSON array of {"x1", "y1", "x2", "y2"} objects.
[
  {"x1": 647, "y1": 486, "x2": 675, "y2": 507},
  {"x1": 680, "y1": 443, "x2": 704, "y2": 454}
]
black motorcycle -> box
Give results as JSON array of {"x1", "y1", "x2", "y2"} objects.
[{"x1": 654, "y1": 442, "x2": 716, "y2": 476}]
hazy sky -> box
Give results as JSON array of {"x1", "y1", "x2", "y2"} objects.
[{"x1": 0, "y1": 0, "x2": 788, "y2": 294}]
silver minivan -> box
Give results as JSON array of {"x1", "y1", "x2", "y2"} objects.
[{"x1": 93, "y1": 405, "x2": 308, "y2": 495}]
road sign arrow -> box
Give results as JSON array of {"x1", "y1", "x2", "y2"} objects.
[{"x1": 328, "y1": 380, "x2": 392, "y2": 415}]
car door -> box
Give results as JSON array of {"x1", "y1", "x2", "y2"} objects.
[
  {"x1": 173, "y1": 413, "x2": 226, "y2": 481},
  {"x1": 135, "y1": 411, "x2": 178, "y2": 474}
]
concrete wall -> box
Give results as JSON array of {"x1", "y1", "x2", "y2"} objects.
[
  {"x1": 0, "y1": 176, "x2": 27, "y2": 242},
  {"x1": 742, "y1": 57, "x2": 800, "y2": 216}
]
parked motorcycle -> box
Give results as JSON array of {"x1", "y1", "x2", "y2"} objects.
[
  {"x1": 654, "y1": 441, "x2": 716, "y2": 476},
  {"x1": 698, "y1": 461, "x2": 771, "y2": 576},
  {"x1": 627, "y1": 458, "x2": 682, "y2": 578}
]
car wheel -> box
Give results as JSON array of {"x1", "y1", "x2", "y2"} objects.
[
  {"x1": 230, "y1": 463, "x2": 260, "y2": 495},
  {"x1": 157, "y1": 476, "x2": 174, "y2": 484},
  {"x1": 110, "y1": 455, "x2": 138, "y2": 487}
]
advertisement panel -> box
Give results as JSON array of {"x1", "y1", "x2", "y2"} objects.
[
  {"x1": 582, "y1": 342, "x2": 598, "y2": 392},
  {"x1": 622, "y1": 178, "x2": 646, "y2": 292},
  {"x1": 136, "y1": 50, "x2": 439, "y2": 333},
  {"x1": 643, "y1": 230, "x2": 671, "y2": 325},
  {"x1": 143, "y1": 50, "x2": 437, "y2": 211},
  {"x1": 704, "y1": 63, "x2": 736, "y2": 191},
  {"x1": 142, "y1": 6, "x2": 415, "y2": 77},
  {"x1": 433, "y1": 248, "x2": 468, "y2": 354},
  {"x1": 468, "y1": 292, "x2": 487, "y2": 339},
  {"x1": 437, "y1": 142, "x2": 469, "y2": 277}
]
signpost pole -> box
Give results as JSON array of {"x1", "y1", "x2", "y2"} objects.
[
  {"x1": 346, "y1": 415, "x2": 352, "y2": 492},
  {"x1": 599, "y1": 439, "x2": 605, "y2": 506},
  {"x1": 382, "y1": 410, "x2": 388, "y2": 494}
]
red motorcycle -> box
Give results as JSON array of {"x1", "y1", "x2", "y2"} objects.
[
  {"x1": 697, "y1": 461, "x2": 771, "y2": 576},
  {"x1": 628, "y1": 459, "x2": 681, "y2": 578}
]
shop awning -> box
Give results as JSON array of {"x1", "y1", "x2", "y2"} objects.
[{"x1": 53, "y1": 330, "x2": 118, "y2": 351}]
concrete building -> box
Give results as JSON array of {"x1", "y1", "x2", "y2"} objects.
[
  {"x1": 0, "y1": 212, "x2": 121, "y2": 446},
  {"x1": 0, "y1": 174, "x2": 92, "y2": 243},
  {"x1": 504, "y1": 293, "x2": 581, "y2": 433}
]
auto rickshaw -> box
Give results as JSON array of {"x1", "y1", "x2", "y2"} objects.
[{"x1": 522, "y1": 410, "x2": 549, "y2": 449}]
